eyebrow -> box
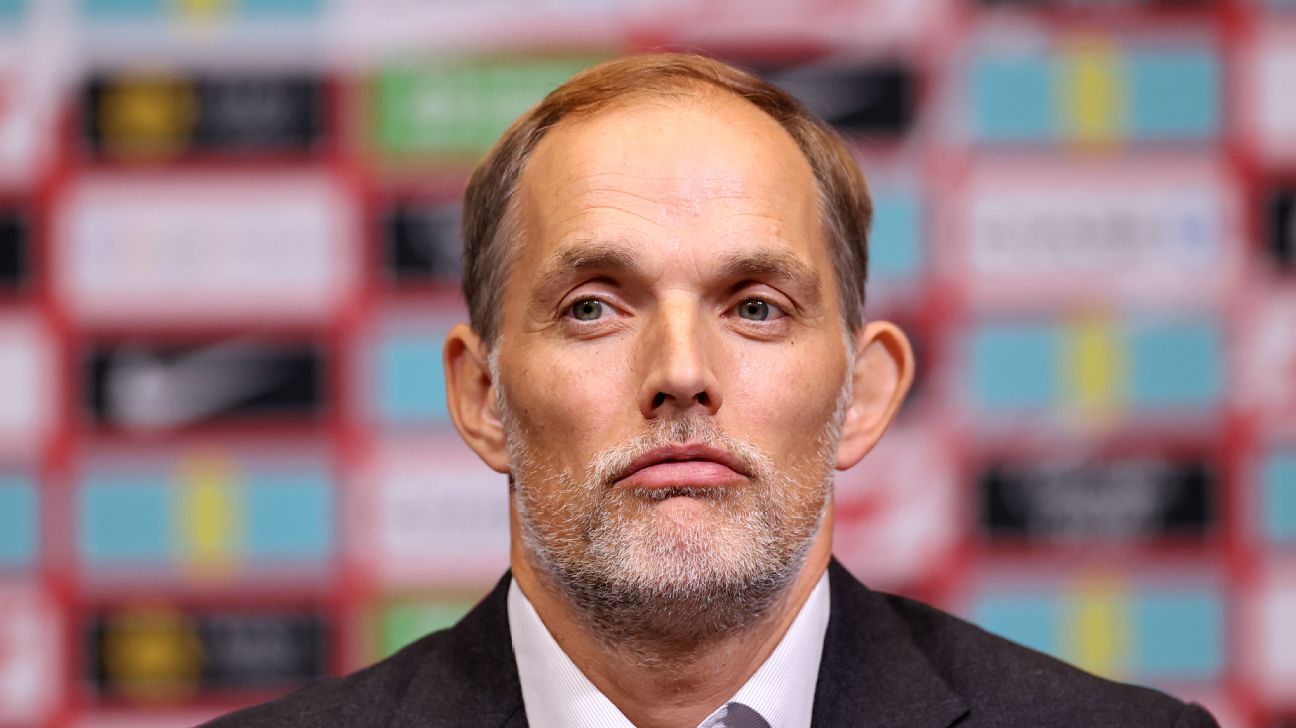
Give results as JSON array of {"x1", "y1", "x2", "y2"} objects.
[
  {"x1": 718, "y1": 249, "x2": 822, "y2": 308},
  {"x1": 530, "y1": 240, "x2": 643, "y2": 305},
  {"x1": 545, "y1": 241, "x2": 643, "y2": 277},
  {"x1": 529, "y1": 240, "x2": 823, "y2": 308}
]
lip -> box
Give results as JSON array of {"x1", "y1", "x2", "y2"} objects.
[{"x1": 613, "y1": 443, "x2": 751, "y2": 490}]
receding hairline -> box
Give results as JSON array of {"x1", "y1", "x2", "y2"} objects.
[
  {"x1": 502, "y1": 80, "x2": 830, "y2": 318},
  {"x1": 534, "y1": 75, "x2": 790, "y2": 126},
  {"x1": 521, "y1": 78, "x2": 817, "y2": 172},
  {"x1": 510, "y1": 81, "x2": 823, "y2": 248}
]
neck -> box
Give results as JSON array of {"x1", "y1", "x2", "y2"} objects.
[{"x1": 509, "y1": 511, "x2": 833, "y2": 728}]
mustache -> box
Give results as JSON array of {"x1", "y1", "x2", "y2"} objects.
[{"x1": 586, "y1": 417, "x2": 769, "y2": 488}]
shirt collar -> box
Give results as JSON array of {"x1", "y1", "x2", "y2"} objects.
[
  {"x1": 508, "y1": 579, "x2": 633, "y2": 727},
  {"x1": 508, "y1": 570, "x2": 831, "y2": 728},
  {"x1": 717, "y1": 570, "x2": 830, "y2": 727}
]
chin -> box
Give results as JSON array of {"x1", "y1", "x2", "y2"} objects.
[{"x1": 599, "y1": 508, "x2": 791, "y2": 589}]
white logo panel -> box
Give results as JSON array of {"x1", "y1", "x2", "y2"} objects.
[
  {"x1": 359, "y1": 441, "x2": 510, "y2": 587},
  {"x1": 55, "y1": 174, "x2": 359, "y2": 325}
]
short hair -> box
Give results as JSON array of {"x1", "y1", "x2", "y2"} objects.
[{"x1": 461, "y1": 52, "x2": 871, "y2": 346}]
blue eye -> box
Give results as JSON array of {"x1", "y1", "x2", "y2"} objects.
[
  {"x1": 570, "y1": 299, "x2": 604, "y2": 321},
  {"x1": 737, "y1": 299, "x2": 772, "y2": 321}
]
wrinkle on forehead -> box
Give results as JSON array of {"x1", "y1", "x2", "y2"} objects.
[{"x1": 517, "y1": 92, "x2": 816, "y2": 227}]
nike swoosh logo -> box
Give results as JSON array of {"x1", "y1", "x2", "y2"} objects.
[{"x1": 104, "y1": 341, "x2": 286, "y2": 429}]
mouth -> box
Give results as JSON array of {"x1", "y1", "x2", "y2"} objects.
[{"x1": 612, "y1": 443, "x2": 751, "y2": 491}]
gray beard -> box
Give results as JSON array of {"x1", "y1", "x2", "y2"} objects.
[{"x1": 502, "y1": 390, "x2": 847, "y2": 661}]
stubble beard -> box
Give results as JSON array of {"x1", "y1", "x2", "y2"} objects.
[{"x1": 501, "y1": 379, "x2": 850, "y2": 660}]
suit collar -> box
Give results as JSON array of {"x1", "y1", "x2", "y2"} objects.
[
  {"x1": 388, "y1": 562, "x2": 968, "y2": 728},
  {"x1": 391, "y1": 573, "x2": 528, "y2": 728},
  {"x1": 812, "y1": 560, "x2": 969, "y2": 728}
]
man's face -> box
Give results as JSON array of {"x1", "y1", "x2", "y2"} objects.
[{"x1": 491, "y1": 92, "x2": 853, "y2": 637}]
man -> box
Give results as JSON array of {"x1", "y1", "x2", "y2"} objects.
[{"x1": 207, "y1": 53, "x2": 1219, "y2": 727}]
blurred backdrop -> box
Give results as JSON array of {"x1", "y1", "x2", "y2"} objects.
[{"x1": 0, "y1": 0, "x2": 1292, "y2": 726}]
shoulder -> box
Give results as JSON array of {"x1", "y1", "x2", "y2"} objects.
[
  {"x1": 878, "y1": 590, "x2": 1218, "y2": 727},
  {"x1": 199, "y1": 628, "x2": 456, "y2": 728}
]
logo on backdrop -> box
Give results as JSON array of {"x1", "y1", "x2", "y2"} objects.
[
  {"x1": 84, "y1": 339, "x2": 325, "y2": 432},
  {"x1": 979, "y1": 454, "x2": 1215, "y2": 542},
  {"x1": 83, "y1": 73, "x2": 325, "y2": 160},
  {"x1": 382, "y1": 201, "x2": 463, "y2": 285},
  {"x1": 77, "y1": 450, "x2": 335, "y2": 581},
  {"x1": 87, "y1": 605, "x2": 327, "y2": 702},
  {"x1": 970, "y1": 573, "x2": 1224, "y2": 684}
]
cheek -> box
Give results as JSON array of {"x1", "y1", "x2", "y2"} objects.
[
  {"x1": 726, "y1": 341, "x2": 846, "y2": 455},
  {"x1": 502, "y1": 344, "x2": 636, "y2": 469}
]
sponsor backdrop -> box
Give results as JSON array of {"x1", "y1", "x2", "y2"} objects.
[{"x1": 0, "y1": 0, "x2": 1291, "y2": 725}]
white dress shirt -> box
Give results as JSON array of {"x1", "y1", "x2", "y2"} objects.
[{"x1": 508, "y1": 570, "x2": 831, "y2": 728}]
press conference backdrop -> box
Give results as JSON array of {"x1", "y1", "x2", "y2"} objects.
[{"x1": 0, "y1": 0, "x2": 1292, "y2": 725}]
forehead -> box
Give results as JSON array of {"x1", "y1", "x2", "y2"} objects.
[{"x1": 513, "y1": 91, "x2": 824, "y2": 268}]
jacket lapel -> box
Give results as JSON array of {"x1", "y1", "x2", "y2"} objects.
[
  {"x1": 390, "y1": 573, "x2": 528, "y2": 728},
  {"x1": 812, "y1": 560, "x2": 968, "y2": 728},
  {"x1": 385, "y1": 563, "x2": 967, "y2": 728}
]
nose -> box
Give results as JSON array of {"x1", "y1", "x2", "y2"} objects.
[{"x1": 638, "y1": 297, "x2": 722, "y2": 419}]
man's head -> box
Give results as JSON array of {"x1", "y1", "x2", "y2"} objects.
[
  {"x1": 460, "y1": 53, "x2": 872, "y2": 347},
  {"x1": 445, "y1": 53, "x2": 914, "y2": 650}
]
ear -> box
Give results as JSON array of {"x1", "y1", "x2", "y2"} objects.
[
  {"x1": 444, "y1": 323, "x2": 511, "y2": 473},
  {"x1": 835, "y1": 320, "x2": 915, "y2": 471}
]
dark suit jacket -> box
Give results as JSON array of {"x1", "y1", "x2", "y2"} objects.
[{"x1": 203, "y1": 560, "x2": 1219, "y2": 727}]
